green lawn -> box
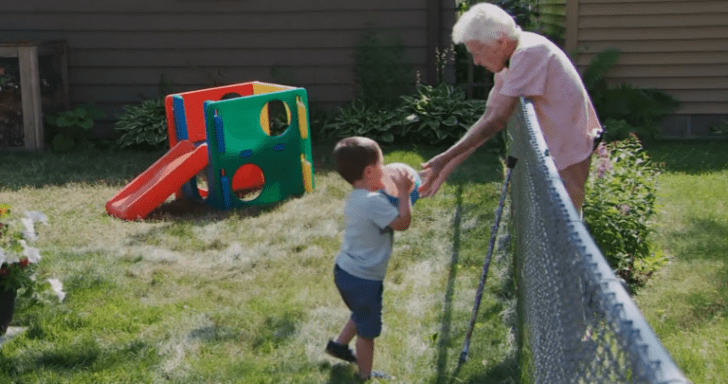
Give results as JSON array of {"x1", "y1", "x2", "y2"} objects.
[
  {"x1": 0, "y1": 144, "x2": 516, "y2": 383},
  {"x1": 0, "y1": 139, "x2": 724, "y2": 383},
  {"x1": 636, "y1": 140, "x2": 728, "y2": 383}
]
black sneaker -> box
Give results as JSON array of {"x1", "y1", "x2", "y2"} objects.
[{"x1": 325, "y1": 340, "x2": 357, "y2": 363}]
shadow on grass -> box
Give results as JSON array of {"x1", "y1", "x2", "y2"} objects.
[
  {"x1": 0, "y1": 148, "x2": 166, "y2": 190},
  {"x1": 0, "y1": 143, "x2": 339, "y2": 190},
  {"x1": 144, "y1": 196, "x2": 286, "y2": 223},
  {"x1": 0, "y1": 337, "x2": 156, "y2": 378},
  {"x1": 668, "y1": 216, "x2": 728, "y2": 327},
  {"x1": 325, "y1": 362, "x2": 358, "y2": 383},
  {"x1": 431, "y1": 181, "x2": 519, "y2": 384},
  {"x1": 644, "y1": 139, "x2": 728, "y2": 174},
  {"x1": 433, "y1": 184, "x2": 463, "y2": 384},
  {"x1": 673, "y1": 217, "x2": 728, "y2": 262}
]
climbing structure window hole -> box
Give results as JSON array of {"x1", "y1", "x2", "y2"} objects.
[
  {"x1": 261, "y1": 100, "x2": 290, "y2": 137},
  {"x1": 195, "y1": 167, "x2": 209, "y2": 197},
  {"x1": 232, "y1": 164, "x2": 265, "y2": 202},
  {"x1": 220, "y1": 92, "x2": 242, "y2": 100}
]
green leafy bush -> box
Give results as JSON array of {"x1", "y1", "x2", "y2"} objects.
[
  {"x1": 396, "y1": 83, "x2": 486, "y2": 146},
  {"x1": 321, "y1": 83, "x2": 490, "y2": 148},
  {"x1": 710, "y1": 119, "x2": 728, "y2": 135},
  {"x1": 114, "y1": 98, "x2": 168, "y2": 150},
  {"x1": 582, "y1": 48, "x2": 680, "y2": 142},
  {"x1": 319, "y1": 100, "x2": 401, "y2": 143},
  {"x1": 44, "y1": 104, "x2": 106, "y2": 153},
  {"x1": 457, "y1": 0, "x2": 538, "y2": 29},
  {"x1": 584, "y1": 134, "x2": 664, "y2": 289}
]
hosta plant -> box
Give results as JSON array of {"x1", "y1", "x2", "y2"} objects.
[{"x1": 114, "y1": 98, "x2": 168, "y2": 150}]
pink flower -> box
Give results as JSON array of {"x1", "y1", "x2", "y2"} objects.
[
  {"x1": 596, "y1": 142, "x2": 609, "y2": 158},
  {"x1": 594, "y1": 142, "x2": 612, "y2": 178},
  {"x1": 596, "y1": 158, "x2": 612, "y2": 178}
]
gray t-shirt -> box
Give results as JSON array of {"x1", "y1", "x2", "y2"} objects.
[{"x1": 335, "y1": 189, "x2": 399, "y2": 281}]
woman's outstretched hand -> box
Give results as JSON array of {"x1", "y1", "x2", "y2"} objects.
[{"x1": 418, "y1": 154, "x2": 448, "y2": 198}]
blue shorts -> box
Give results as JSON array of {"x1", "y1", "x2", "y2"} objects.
[{"x1": 334, "y1": 264, "x2": 383, "y2": 339}]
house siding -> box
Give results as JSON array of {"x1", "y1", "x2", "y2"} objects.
[
  {"x1": 567, "y1": 0, "x2": 728, "y2": 137},
  {"x1": 0, "y1": 0, "x2": 456, "y2": 125}
]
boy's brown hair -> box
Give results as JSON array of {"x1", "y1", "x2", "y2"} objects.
[{"x1": 333, "y1": 137, "x2": 382, "y2": 184}]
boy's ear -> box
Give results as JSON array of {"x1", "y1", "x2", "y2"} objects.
[
  {"x1": 356, "y1": 164, "x2": 371, "y2": 183},
  {"x1": 363, "y1": 163, "x2": 373, "y2": 177}
]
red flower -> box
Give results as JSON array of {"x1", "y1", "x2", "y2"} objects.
[
  {"x1": 0, "y1": 268, "x2": 7, "y2": 276},
  {"x1": 19, "y1": 258, "x2": 29, "y2": 268}
]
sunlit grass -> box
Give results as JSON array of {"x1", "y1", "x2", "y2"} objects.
[
  {"x1": 635, "y1": 140, "x2": 728, "y2": 384},
  {"x1": 2, "y1": 139, "x2": 724, "y2": 383},
  {"x1": 0, "y1": 144, "x2": 516, "y2": 383}
]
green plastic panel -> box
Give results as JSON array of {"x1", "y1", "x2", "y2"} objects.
[{"x1": 203, "y1": 88, "x2": 314, "y2": 209}]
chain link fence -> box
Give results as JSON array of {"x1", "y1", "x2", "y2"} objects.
[{"x1": 508, "y1": 98, "x2": 691, "y2": 384}]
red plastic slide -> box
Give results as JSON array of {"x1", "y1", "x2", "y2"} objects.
[{"x1": 106, "y1": 140, "x2": 209, "y2": 220}]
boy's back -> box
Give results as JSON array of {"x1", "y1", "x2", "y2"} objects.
[{"x1": 336, "y1": 189, "x2": 399, "y2": 281}]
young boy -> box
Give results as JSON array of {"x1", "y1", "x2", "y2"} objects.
[{"x1": 326, "y1": 136, "x2": 414, "y2": 381}]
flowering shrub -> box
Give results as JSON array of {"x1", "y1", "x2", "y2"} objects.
[
  {"x1": 583, "y1": 135, "x2": 664, "y2": 289},
  {"x1": 0, "y1": 205, "x2": 63, "y2": 302}
]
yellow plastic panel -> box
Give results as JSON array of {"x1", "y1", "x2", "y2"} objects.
[
  {"x1": 259, "y1": 104, "x2": 270, "y2": 135},
  {"x1": 253, "y1": 82, "x2": 293, "y2": 95},
  {"x1": 297, "y1": 97, "x2": 308, "y2": 140},
  {"x1": 301, "y1": 155, "x2": 313, "y2": 192}
]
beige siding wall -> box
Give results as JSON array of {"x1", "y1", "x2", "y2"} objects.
[
  {"x1": 0, "y1": 0, "x2": 456, "y2": 121},
  {"x1": 567, "y1": 0, "x2": 728, "y2": 136}
]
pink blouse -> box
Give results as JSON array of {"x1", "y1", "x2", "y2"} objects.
[{"x1": 489, "y1": 32, "x2": 602, "y2": 170}]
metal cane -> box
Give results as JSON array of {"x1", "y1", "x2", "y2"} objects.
[{"x1": 459, "y1": 155, "x2": 518, "y2": 364}]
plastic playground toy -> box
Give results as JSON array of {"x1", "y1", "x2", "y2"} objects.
[{"x1": 106, "y1": 81, "x2": 315, "y2": 221}]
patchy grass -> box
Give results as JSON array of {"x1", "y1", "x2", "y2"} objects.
[
  {"x1": 6, "y1": 139, "x2": 721, "y2": 383},
  {"x1": 636, "y1": 140, "x2": 728, "y2": 383},
  {"x1": 0, "y1": 143, "x2": 517, "y2": 383}
]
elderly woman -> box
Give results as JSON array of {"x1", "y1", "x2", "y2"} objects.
[{"x1": 419, "y1": 3, "x2": 602, "y2": 212}]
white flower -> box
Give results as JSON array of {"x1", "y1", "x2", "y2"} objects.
[
  {"x1": 25, "y1": 211, "x2": 48, "y2": 225},
  {"x1": 21, "y1": 217, "x2": 38, "y2": 241},
  {"x1": 5, "y1": 252, "x2": 19, "y2": 264},
  {"x1": 0, "y1": 247, "x2": 5, "y2": 265},
  {"x1": 20, "y1": 240, "x2": 42, "y2": 264},
  {"x1": 47, "y1": 278, "x2": 65, "y2": 302}
]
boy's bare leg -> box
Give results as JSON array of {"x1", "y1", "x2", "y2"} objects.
[
  {"x1": 356, "y1": 337, "x2": 374, "y2": 379},
  {"x1": 335, "y1": 318, "x2": 357, "y2": 346}
]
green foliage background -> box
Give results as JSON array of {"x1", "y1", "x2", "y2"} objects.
[
  {"x1": 114, "y1": 98, "x2": 168, "y2": 150},
  {"x1": 44, "y1": 104, "x2": 106, "y2": 153}
]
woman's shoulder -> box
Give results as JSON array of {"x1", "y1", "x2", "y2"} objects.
[{"x1": 517, "y1": 32, "x2": 556, "y2": 54}]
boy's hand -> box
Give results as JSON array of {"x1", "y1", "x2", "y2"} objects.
[
  {"x1": 382, "y1": 163, "x2": 416, "y2": 198},
  {"x1": 389, "y1": 166, "x2": 415, "y2": 197},
  {"x1": 386, "y1": 165, "x2": 414, "y2": 231}
]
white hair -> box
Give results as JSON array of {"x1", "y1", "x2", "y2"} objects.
[{"x1": 452, "y1": 3, "x2": 522, "y2": 45}]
